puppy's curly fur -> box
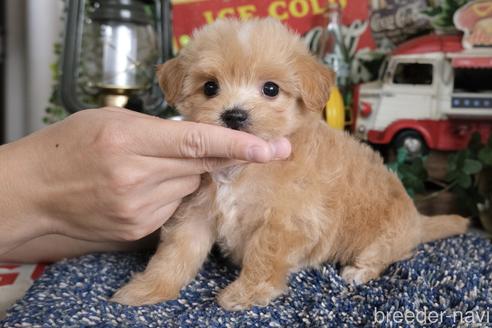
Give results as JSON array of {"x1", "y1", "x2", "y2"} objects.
[{"x1": 112, "y1": 18, "x2": 468, "y2": 310}]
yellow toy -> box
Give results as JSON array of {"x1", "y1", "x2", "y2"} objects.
[{"x1": 325, "y1": 86, "x2": 345, "y2": 130}]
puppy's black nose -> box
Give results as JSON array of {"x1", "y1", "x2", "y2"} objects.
[{"x1": 221, "y1": 108, "x2": 249, "y2": 130}]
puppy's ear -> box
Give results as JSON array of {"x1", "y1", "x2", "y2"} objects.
[
  {"x1": 156, "y1": 58, "x2": 185, "y2": 106},
  {"x1": 295, "y1": 55, "x2": 335, "y2": 112}
]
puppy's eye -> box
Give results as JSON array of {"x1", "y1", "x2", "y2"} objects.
[
  {"x1": 262, "y1": 81, "x2": 279, "y2": 97},
  {"x1": 204, "y1": 81, "x2": 219, "y2": 97}
]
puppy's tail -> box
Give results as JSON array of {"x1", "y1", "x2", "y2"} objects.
[{"x1": 418, "y1": 214, "x2": 469, "y2": 244}]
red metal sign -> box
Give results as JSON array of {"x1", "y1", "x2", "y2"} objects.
[{"x1": 171, "y1": 0, "x2": 375, "y2": 50}]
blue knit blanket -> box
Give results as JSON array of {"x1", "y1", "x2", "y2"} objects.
[{"x1": 2, "y1": 234, "x2": 491, "y2": 327}]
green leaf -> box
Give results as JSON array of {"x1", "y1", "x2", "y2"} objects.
[
  {"x1": 422, "y1": 7, "x2": 442, "y2": 17},
  {"x1": 412, "y1": 158, "x2": 427, "y2": 174},
  {"x1": 468, "y1": 132, "x2": 483, "y2": 153},
  {"x1": 447, "y1": 153, "x2": 458, "y2": 171},
  {"x1": 406, "y1": 188, "x2": 415, "y2": 199},
  {"x1": 387, "y1": 147, "x2": 429, "y2": 197},
  {"x1": 479, "y1": 148, "x2": 492, "y2": 166},
  {"x1": 410, "y1": 179, "x2": 426, "y2": 194},
  {"x1": 455, "y1": 172, "x2": 472, "y2": 189},
  {"x1": 400, "y1": 166, "x2": 426, "y2": 193},
  {"x1": 387, "y1": 162, "x2": 399, "y2": 173},
  {"x1": 445, "y1": 170, "x2": 459, "y2": 182},
  {"x1": 407, "y1": 166, "x2": 428, "y2": 182},
  {"x1": 396, "y1": 147, "x2": 408, "y2": 164},
  {"x1": 487, "y1": 134, "x2": 492, "y2": 147},
  {"x1": 456, "y1": 150, "x2": 469, "y2": 168},
  {"x1": 462, "y1": 159, "x2": 483, "y2": 175}
]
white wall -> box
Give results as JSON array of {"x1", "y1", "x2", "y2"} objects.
[
  {"x1": 5, "y1": 0, "x2": 27, "y2": 142},
  {"x1": 5, "y1": 0, "x2": 63, "y2": 142}
]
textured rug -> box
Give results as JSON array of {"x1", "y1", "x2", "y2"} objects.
[{"x1": 1, "y1": 234, "x2": 491, "y2": 327}]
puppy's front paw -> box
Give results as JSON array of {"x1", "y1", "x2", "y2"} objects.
[
  {"x1": 217, "y1": 280, "x2": 283, "y2": 311},
  {"x1": 111, "y1": 273, "x2": 180, "y2": 306},
  {"x1": 341, "y1": 265, "x2": 379, "y2": 285}
]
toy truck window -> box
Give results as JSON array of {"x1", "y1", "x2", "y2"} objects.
[
  {"x1": 454, "y1": 68, "x2": 492, "y2": 93},
  {"x1": 392, "y1": 63, "x2": 433, "y2": 85}
]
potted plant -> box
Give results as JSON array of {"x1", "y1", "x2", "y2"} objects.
[{"x1": 388, "y1": 133, "x2": 492, "y2": 234}]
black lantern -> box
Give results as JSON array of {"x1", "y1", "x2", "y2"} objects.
[{"x1": 60, "y1": 0, "x2": 172, "y2": 115}]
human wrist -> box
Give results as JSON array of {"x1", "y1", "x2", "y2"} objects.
[{"x1": 0, "y1": 140, "x2": 55, "y2": 254}]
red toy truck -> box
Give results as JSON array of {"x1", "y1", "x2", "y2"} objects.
[{"x1": 353, "y1": 34, "x2": 492, "y2": 155}]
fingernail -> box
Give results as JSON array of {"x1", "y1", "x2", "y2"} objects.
[{"x1": 269, "y1": 138, "x2": 292, "y2": 160}]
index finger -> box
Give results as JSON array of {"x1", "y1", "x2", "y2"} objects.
[{"x1": 131, "y1": 118, "x2": 291, "y2": 163}]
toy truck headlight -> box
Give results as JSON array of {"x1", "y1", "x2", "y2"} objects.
[{"x1": 359, "y1": 101, "x2": 373, "y2": 118}]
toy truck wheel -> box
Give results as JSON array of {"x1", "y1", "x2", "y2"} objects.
[{"x1": 393, "y1": 130, "x2": 428, "y2": 158}]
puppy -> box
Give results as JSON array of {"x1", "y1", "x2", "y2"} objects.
[{"x1": 112, "y1": 18, "x2": 468, "y2": 310}]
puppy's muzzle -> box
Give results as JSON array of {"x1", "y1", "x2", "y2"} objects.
[{"x1": 221, "y1": 108, "x2": 249, "y2": 130}]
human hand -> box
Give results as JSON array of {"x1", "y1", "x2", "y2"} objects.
[{"x1": 0, "y1": 107, "x2": 291, "y2": 253}]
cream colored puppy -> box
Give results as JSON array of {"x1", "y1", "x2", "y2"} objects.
[{"x1": 112, "y1": 18, "x2": 468, "y2": 311}]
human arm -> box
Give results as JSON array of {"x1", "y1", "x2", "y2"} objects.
[{"x1": 0, "y1": 107, "x2": 291, "y2": 261}]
